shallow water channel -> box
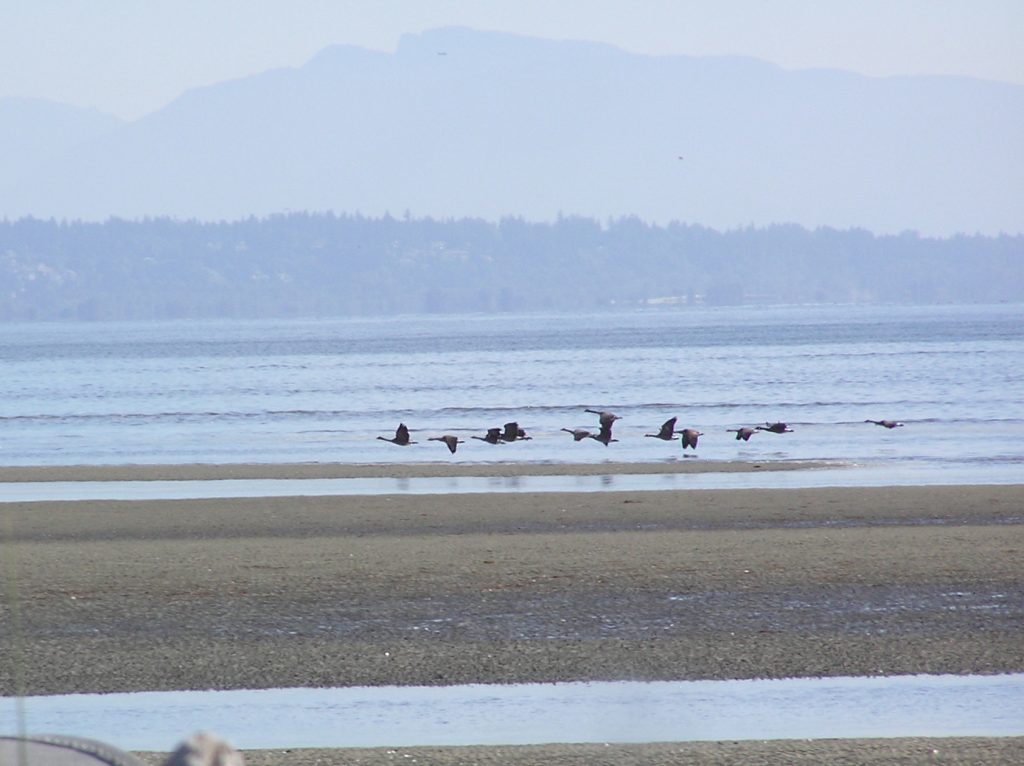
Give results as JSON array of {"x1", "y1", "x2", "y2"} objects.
[
  {"x1": 3, "y1": 674, "x2": 1022, "y2": 751},
  {"x1": 2, "y1": 460, "x2": 1023, "y2": 503}
]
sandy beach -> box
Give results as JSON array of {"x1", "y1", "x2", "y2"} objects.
[
  {"x1": 0, "y1": 458, "x2": 831, "y2": 483},
  {"x1": 2, "y1": 463, "x2": 1022, "y2": 764}
]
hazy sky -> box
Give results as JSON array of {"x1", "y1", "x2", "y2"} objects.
[{"x1": 3, "y1": 0, "x2": 1022, "y2": 119}]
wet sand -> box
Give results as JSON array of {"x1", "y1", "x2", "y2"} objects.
[
  {"x1": 135, "y1": 737, "x2": 1024, "y2": 765},
  {"x1": 0, "y1": 458, "x2": 831, "y2": 483},
  {"x1": 1, "y1": 465, "x2": 1022, "y2": 764}
]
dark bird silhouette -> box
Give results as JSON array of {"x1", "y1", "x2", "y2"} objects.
[
  {"x1": 727, "y1": 427, "x2": 756, "y2": 441},
  {"x1": 562, "y1": 427, "x2": 592, "y2": 441},
  {"x1": 377, "y1": 423, "x2": 415, "y2": 445},
  {"x1": 589, "y1": 422, "x2": 619, "y2": 446},
  {"x1": 757, "y1": 422, "x2": 793, "y2": 434},
  {"x1": 501, "y1": 421, "x2": 532, "y2": 441},
  {"x1": 428, "y1": 435, "x2": 464, "y2": 454},
  {"x1": 680, "y1": 428, "x2": 703, "y2": 450},
  {"x1": 645, "y1": 417, "x2": 683, "y2": 440},
  {"x1": 866, "y1": 419, "x2": 904, "y2": 429},
  {"x1": 584, "y1": 408, "x2": 621, "y2": 428},
  {"x1": 471, "y1": 427, "x2": 504, "y2": 444}
]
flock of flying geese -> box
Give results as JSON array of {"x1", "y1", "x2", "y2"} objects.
[{"x1": 378, "y1": 409, "x2": 905, "y2": 454}]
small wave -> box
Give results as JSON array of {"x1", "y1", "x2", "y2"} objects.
[{"x1": 891, "y1": 455, "x2": 1024, "y2": 466}]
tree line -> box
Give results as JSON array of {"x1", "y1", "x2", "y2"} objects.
[{"x1": 0, "y1": 213, "x2": 1020, "y2": 321}]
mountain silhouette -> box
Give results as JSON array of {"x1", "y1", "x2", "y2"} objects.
[{"x1": 1, "y1": 27, "x2": 1021, "y2": 236}]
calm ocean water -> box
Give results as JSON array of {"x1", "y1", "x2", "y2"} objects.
[{"x1": 1, "y1": 303, "x2": 1022, "y2": 481}]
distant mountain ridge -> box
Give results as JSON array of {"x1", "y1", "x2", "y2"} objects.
[
  {"x1": 1, "y1": 27, "x2": 1021, "y2": 236},
  {"x1": 0, "y1": 97, "x2": 123, "y2": 191}
]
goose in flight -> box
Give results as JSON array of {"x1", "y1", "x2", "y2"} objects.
[
  {"x1": 377, "y1": 423, "x2": 415, "y2": 445},
  {"x1": 501, "y1": 421, "x2": 532, "y2": 441},
  {"x1": 727, "y1": 427, "x2": 756, "y2": 441},
  {"x1": 680, "y1": 428, "x2": 703, "y2": 450},
  {"x1": 590, "y1": 422, "x2": 619, "y2": 446},
  {"x1": 472, "y1": 427, "x2": 504, "y2": 444},
  {"x1": 562, "y1": 427, "x2": 592, "y2": 441},
  {"x1": 429, "y1": 434, "x2": 464, "y2": 454},
  {"x1": 866, "y1": 419, "x2": 904, "y2": 429},
  {"x1": 584, "y1": 408, "x2": 622, "y2": 429},
  {"x1": 645, "y1": 417, "x2": 683, "y2": 440},
  {"x1": 757, "y1": 422, "x2": 793, "y2": 434}
]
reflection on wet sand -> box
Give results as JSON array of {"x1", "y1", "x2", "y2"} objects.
[{"x1": 2, "y1": 460, "x2": 1023, "y2": 502}]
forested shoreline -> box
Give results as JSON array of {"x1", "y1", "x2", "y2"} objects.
[{"x1": 1, "y1": 214, "x2": 1020, "y2": 320}]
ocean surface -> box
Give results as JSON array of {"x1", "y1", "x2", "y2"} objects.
[{"x1": 1, "y1": 303, "x2": 1022, "y2": 483}]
